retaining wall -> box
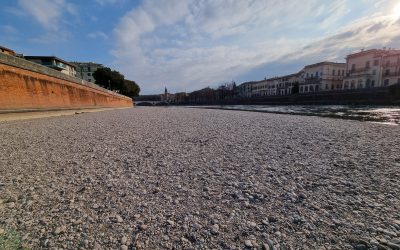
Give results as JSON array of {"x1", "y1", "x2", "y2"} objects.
[{"x1": 0, "y1": 53, "x2": 133, "y2": 111}]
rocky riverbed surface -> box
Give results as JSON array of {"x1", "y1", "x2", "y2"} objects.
[{"x1": 0, "y1": 107, "x2": 399, "y2": 250}]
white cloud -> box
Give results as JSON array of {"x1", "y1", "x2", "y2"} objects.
[
  {"x1": 112, "y1": 0, "x2": 400, "y2": 94},
  {"x1": 87, "y1": 31, "x2": 109, "y2": 40},
  {"x1": 95, "y1": 0, "x2": 125, "y2": 6},
  {"x1": 18, "y1": 0, "x2": 76, "y2": 31}
]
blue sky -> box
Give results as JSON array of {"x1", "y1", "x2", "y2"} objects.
[{"x1": 1, "y1": 0, "x2": 400, "y2": 94}]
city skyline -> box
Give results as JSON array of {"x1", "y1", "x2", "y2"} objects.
[{"x1": 1, "y1": 0, "x2": 400, "y2": 94}]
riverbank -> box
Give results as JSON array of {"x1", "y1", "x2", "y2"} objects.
[
  {"x1": 0, "y1": 107, "x2": 399, "y2": 249},
  {"x1": 0, "y1": 107, "x2": 131, "y2": 122}
]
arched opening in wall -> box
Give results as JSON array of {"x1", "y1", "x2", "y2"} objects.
[{"x1": 351, "y1": 80, "x2": 355, "y2": 89}]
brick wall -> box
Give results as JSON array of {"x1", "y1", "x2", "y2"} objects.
[{"x1": 0, "y1": 55, "x2": 133, "y2": 111}]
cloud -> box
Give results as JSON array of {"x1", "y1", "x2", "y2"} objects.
[
  {"x1": 238, "y1": 15, "x2": 400, "y2": 82},
  {"x1": 95, "y1": 0, "x2": 126, "y2": 6},
  {"x1": 18, "y1": 0, "x2": 76, "y2": 31},
  {"x1": 112, "y1": 0, "x2": 400, "y2": 94},
  {"x1": 87, "y1": 31, "x2": 109, "y2": 40}
]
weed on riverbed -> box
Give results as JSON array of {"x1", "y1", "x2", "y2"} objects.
[{"x1": 0, "y1": 228, "x2": 27, "y2": 250}]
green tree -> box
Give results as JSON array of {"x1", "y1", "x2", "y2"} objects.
[
  {"x1": 93, "y1": 67, "x2": 140, "y2": 97},
  {"x1": 122, "y1": 79, "x2": 141, "y2": 97}
]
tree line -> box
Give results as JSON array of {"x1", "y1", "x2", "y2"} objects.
[{"x1": 93, "y1": 67, "x2": 140, "y2": 97}]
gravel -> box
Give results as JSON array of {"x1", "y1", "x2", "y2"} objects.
[{"x1": 0, "y1": 107, "x2": 399, "y2": 249}]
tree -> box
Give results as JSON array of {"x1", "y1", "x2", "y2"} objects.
[
  {"x1": 122, "y1": 80, "x2": 140, "y2": 97},
  {"x1": 93, "y1": 67, "x2": 140, "y2": 97}
]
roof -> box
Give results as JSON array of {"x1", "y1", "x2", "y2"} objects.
[
  {"x1": 70, "y1": 61, "x2": 103, "y2": 67},
  {"x1": 346, "y1": 48, "x2": 400, "y2": 59},
  {"x1": 24, "y1": 56, "x2": 76, "y2": 68},
  {"x1": 304, "y1": 61, "x2": 345, "y2": 69},
  {"x1": 0, "y1": 45, "x2": 15, "y2": 53}
]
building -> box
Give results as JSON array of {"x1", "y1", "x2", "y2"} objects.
[
  {"x1": 343, "y1": 48, "x2": 400, "y2": 90},
  {"x1": 160, "y1": 87, "x2": 175, "y2": 102},
  {"x1": 381, "y1": 50, "x2": 400, "y2": 87},
  {"x1": 0, "y1": 45, "x2": 16, "y2": 56},
  {"x1": 237, "y1": 81, "x2": 254, "y2": 98},
  {"x1": 24, "y1": 56, "x2": 76, "y2": 77},
  {"x1": 275, "y1": 73, "x2": 301, "y2": 95},
  {"x1": 72, "y1": 62, "x2": 103, "y2": 83},
  {"x1": 300, "y1": 62, "x2": 345, "y2": 93}
]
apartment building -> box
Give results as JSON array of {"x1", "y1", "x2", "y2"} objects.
[
  {"x1": 24, "y1": 56, "x2": 76, "y2": 77},
  {"x1": 382, "y1": 51, "x2": 400, "y2": 86},
  {"x1": 300, "y1": 62, "x2": 345, "y2": 93},
  {"x1": 275, "y1": 73, "x2": 301, "y2": 95},
  {"x1": 72, "y1": 62, "x2": 103, "y2": 83},
  {"x1": 343, "y1": 49, "x2": 400, "y2": 89}
]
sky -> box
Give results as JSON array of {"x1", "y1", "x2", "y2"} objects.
[{"x1": 1, "y1": 0, "x2": 400, "y2": 94}]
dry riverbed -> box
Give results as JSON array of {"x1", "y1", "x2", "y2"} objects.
[{"x1": 0, "y1": 107, "x2": 399, "y2": 249}]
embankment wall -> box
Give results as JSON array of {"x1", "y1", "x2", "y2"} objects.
[{"x1": 0, "y1": 53, "x2": 133, "y2": 111}]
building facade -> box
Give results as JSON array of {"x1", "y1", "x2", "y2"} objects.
[
  {"x1": 300, "y1": 62, "x2": 345, "y2": 93},
  {"x1": 343, "y1": 49, "x2": 400, "y2": 90},
  {"x1": 24, "y1": 56, "x2": 76, "y2": 77},
  {"x1": 381, "y1": 51, "x2": 400, "y2": 87},
  {"x1": 72, "y1": 62, "x2": 103, "y2": 83}
]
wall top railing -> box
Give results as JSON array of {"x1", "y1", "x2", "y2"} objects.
[{"x1": 0, "y1": 53, "x2": 131, "y2": 101}]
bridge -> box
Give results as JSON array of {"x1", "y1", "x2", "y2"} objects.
[{"x1": 135, "y1": 101, "x2": 169, "y2": 106}]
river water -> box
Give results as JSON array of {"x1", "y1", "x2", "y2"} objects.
[{"x1": 197, "y1": 105, "x2": 400, "y2": 125}]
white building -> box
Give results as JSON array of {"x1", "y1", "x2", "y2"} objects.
[
  {"x1": 343, "y1": 49, "x2": 400, "y2": 89},
  {"x1": 24, "y1": 56, "x2": 77, "y2": 77},
  {"x1": 72, "y1": 62, "x2": 103, "y2": 83},
  {"x1": 300, "y1": 62, "x2": 345, "y2": 93},
  {"x1": 382, "y1": 51, "x2": 400, "y2": 87}
]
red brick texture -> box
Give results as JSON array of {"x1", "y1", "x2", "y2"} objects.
[{"x1": 0, "y1": 63, "x2": 133, "y2": 110}]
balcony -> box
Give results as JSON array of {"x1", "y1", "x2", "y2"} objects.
[{"x1": 42, "y1": 61, "x2": 67, "y2": 71}]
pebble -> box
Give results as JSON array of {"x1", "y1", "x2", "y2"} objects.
[
  {"x1": 120, "y1": 245, "x2": 128, "y2": 250},
  {"x1": 121, "y1": 236, "x2": 128, "y2": 245},
  {"x1": 0, "y1": 228, "x2": 4, "y2": 235},
  {"x1": 244, "y1": 240, "x2": 253, "y2": 247},
  {"x1": 1, "y1": 107, "x2": 399, "y2": 249}
]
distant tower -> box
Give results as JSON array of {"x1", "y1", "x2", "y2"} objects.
[{"x1": 165, "y1": 86, "x2": 168, "y2": 95}]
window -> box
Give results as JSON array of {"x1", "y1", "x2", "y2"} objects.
[
  {"x1": 315, "y1": 85, "x2": 319, "y2": 91},
  {"x1": 87, "y1": 73, "x2": 91, "y2": 76},
  {"x1": 305, "y1": 86, "x2": 309, "y2": 92},
  {"x1": 300, "y1": 86, "x2": 303, "y2": 92},
  {"x1": 374, "y1": 59, "x2": 379, "y2": 66},
  {"x1": 342, "y1": 70, "x2": 345, "y2": 76},
  {"x1": 344, "y1": 81, "x2": 349, "y2": 89},
  {"x1": 306, "y1": 73, "x2": 309, "y2": 78},
  {"x1": 365, "y1": 61, "x2": 370, "y2": 68},
  {"x1": 351, "y1": 80, "x2": 355, "y2": 89},
  {"x1": 366, "y1": 79, "x2": 371, "y2": 88},
  {"x1": 386, "y1": 69, "x2": 390, "y2": 76},
  {"x1": 310, "y1": 86, "x2": 314, "y2": 92},
  {"x1": 351, "y1": 64, "x2": 356, "y2": 71},
  {"x1": 371, "y1": 80, "x2": 375, "y2": 87},
  {"x1": 326, "y1": 84, "x2": 329, "y2": 89},
  {"x1": 88, "y1": 67, "x2": 91, "y2": 72},
  {"x1": 316, "y1": 72, "x2": 319, "y2": 77},
  {"x1": 386, "y1": 61, "x2": 390, "y2": 67},
  {"x1": 372, "y1": 69, "x2": 376, "y2": 75},
  {"x1": 384, "y1": 79, "x2": 389, "y2": 86},
  {"x1": 332, "y1": 70, "x2": 335, "y2": 76}
]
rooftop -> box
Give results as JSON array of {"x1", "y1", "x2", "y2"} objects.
[
  {"x1": 304, "y1": 61, "x2": 345, "y2": 69},
  {"x1": 24, "y1": 56, "x2": 76, "y2": 68}
]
